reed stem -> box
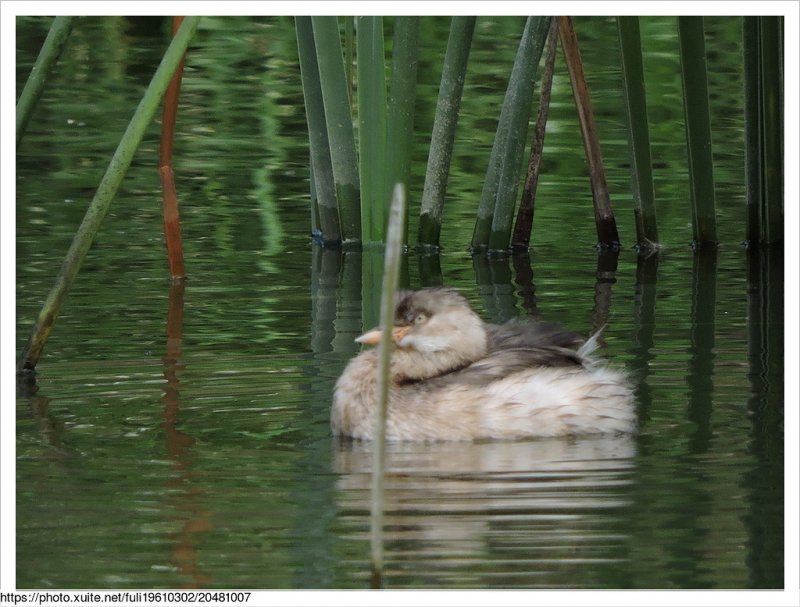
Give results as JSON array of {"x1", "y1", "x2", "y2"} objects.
[
  {"x1": 512, "y1": 17, "x2": 559, "y2": 251},
  {"x1": 16, "y1": 16, "x2": 74, "y2": 148},
  {"x1": 297, "y1": 17, "x2": 341, "y2": 244},
  {"x1": 345, "y1": 17, "x2": 355, "y2": 104},
  {"x1": 758, "y1": 16, "x2": 783, "y2": 245},
  {"x1": 370, "y1": 183, "x2": 407, "y2": 588},
  {"x1": 18, "y1": 16, "x2": 202, "y2": 373},
  {"x1": 617, "y1": 16, "x2": 660, "y2": 251},
  {"x1": 480, "y1": 16, "x2": 551, "y2": 253},
  {"x1": 357, "y1": 16, "x2": 388, "y2": 243},
  {"x1": 559, "y1": 16, "x2": 621, "y2": 250},
  {"x1": 387, "y1": 17, "x2": 421, "y2": 244},
  {"x1": 677, "y1": 16, "x2": 718, "y2": 246},
  {"x1": 418, "y1": 16, "x2": 476, "y2": 249},
  {"x1": 312, "y1": 16, "x2": 362, "y2": 243},
  {"x1": 159, "y1": 16, "x2": 188, "y2": 280},
  {"x1": 742, "y1": 17, "x2": 761, "y2": 246}
]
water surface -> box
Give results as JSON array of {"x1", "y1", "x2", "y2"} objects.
[{"x1": 15, "y1": 16, "x2": 783, "y2": 589}]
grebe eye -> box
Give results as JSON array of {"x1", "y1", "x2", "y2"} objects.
[{"x1": 414, "y1": 313, "x2": 427, "y2": 324}]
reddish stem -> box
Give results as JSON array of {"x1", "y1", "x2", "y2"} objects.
[{"x1": 159, "y1": 16, "x2": 187, "y2": 279}]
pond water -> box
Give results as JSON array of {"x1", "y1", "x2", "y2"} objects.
[{"x1": 14, "y1": 16, "x2": 784, "y2": 589}]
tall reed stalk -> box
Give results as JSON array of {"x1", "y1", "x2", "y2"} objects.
[
  {"x1": 18, "y1": 16, "x2": 202, "y2": 373},
  {"x1": 617, "y1": 16, "x2": 660, "y2": 251},
  {"x1": 742, "y1": 16, "x2": 761, "y2": 246},
  {"x1": 370, "y1": 183, "x2": 407, "y2": 588},
  {"x1": 472, "y1": 16, "x2": 550, "y2": 253},
  {"x1": 159, "y1": 16, "x2": 188, "y2": 280},
  {"x1": 758, "y1": 16, "x2": 783, "y2": 245},
  {"x1": 344, "y1": 17, "x2": 355, "y2": 103},
  {"x1": 386, "y1": 17, "x2": 420, "y2": 243},
  {"x1": 312, "y1": 16, "x2": 361, "y2": 243},
  {"x1": 418, "y1": 16, "x2": 476, "y2": 249},
  {"x1": 16, "y1": 16, "x2": 74, "y2": 148},
  {"x1": 558, "y1": 16, "x2": 620, "y2": 250},
  {"x1": 296, "y1": 17, "x2": 341, "y2": 244},
  {"x1": 677, "y1": 16, "x2": 718, "y2": 247},
  {"x1": 512, "y1": 17, "x2": 559, "y2": 251},
  {"x1": 743, "y1": 16, "x2": 783, "y2": 247},
  {"x1": 357, "y1": 17, "x2": 389, "y2": 243}
]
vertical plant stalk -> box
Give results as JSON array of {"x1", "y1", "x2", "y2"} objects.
[
  {"x1": 758, "y1": 16, "x2": 783, "y2": 245},
  {"x1": 312, "y1": 16, "x2": 362, "y2": 243},
  {"x1": 159, "y1": 16, "x2": 187, "y2": 280},
  {"x1": 417, "y1": 16, "x2": 477, "y2": 249},
  {"x1": 617, "y1": 16, "x2": 660, "y2": 251},
  {"x1": 558, "y1": 16, "x2": 621, "y2": 249},
  {"x1": 357, "y1": 16, "x2": 388, "y2": 243},
  {"x1": 371, "y1": 183, "x2": 407, "y2": 589},
  {"x1": 386, "y1": 16, "x2": 420, "y2": 244},
  {"x1": 677, "y1": 16, "x2": 718, "y2": 246},
  {"x1": 297, "y1": 17, "x2": 341, "y2": 244},
  {"x1": 16, "y1": 16, "x2": 74, "y2": 148},
  {"x1": 17, "y1": 16, "x2": 202, "y2": 373},
  {"x1": 742, "y1": 17, "x2": 761, "y2": 246},
  {"x1": 479, "y1": 16, "x2": 551, "y2": 252},
  {"x1": 344, "y1": 17, "x2": 355, "y2": 103},
  {"x1": 512, "y1": 17, "x2": 558, "y2": 251},
  {"x1": 308, "y1": 155, "x2": 321, "y2": 238}
]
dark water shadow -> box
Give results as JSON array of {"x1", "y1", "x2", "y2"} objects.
[
  {"x1": 743, "y1": 247, "x2": 784, "y2": 588},
  {"x1": 416, "y1": 250, "x2": 444, "y2": 287},
  {"x1": 310, "y1": 247, "x2": 364, "y2": 357},
  {"x1": 629, "y1": 252, "x2": 660, "y2": 429},
  {"x1": 687, "y1": 248, "x2": 717, "y2": 454},
  {"x1": 17, "y1": 371, "x2": 71, "y2": 459},
  {"x1": 472, "y1": 253, "x2": 518, "y2": 322}
]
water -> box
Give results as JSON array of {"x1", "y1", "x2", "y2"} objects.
[{"x1": 14, "y1": 16, "x2": 783, "y2": 589}]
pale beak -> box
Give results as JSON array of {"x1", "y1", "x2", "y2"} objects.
[{"x1": 355, "y1": 325, "x2": 411, "y2": 345}]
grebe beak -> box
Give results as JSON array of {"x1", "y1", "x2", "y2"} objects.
[{"x1": 355, "y1": 325, "x2": 411, "y2": 345}]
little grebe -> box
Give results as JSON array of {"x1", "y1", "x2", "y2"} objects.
[{"x1": 331, "y1": 287, "x2": 636, "y2": 441}]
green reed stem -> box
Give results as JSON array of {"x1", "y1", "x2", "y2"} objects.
[
  {"x1": 357, "y1": 16, "x2": 388, "y2": 243},
  {"x1": 387, "y1": 17, "x2": 420, "y2": 244},
  {"x1": 16, "y1": 16, "x2": 74, "y2": 148},
  {"x1": 345, "y1": 17, "x2": 355, "y2": 104},
  {"x1": 617, "y1": 16, "x2": 660, "y2": 251},
  {"x1": 297, "y1": 17, "x2": 341, "y2": 244},
  {"x1": 677, "y1": 16, "x2": 718, "y2": 246},
  {"x1": 371, "y1": 183, "x2": 407, "y2": 589},
  {"x1": 758, "y1": 16, "x2": 783, "y2": 245},
  {"x1": 18, "y1": 16, "x2": 201, "y2": 373},
  {"x1": 742, "y1": 17, "x2": 761, "y2": 245},
  {"x1": 475, "y1": 16, "x2": 550, "y2": 253},
  {"x1": 312, "y1": 16, "x2": 362, "y2": 243},
  {"x1": 418, "y1": 16, "x2": 476, "y2": 250}
]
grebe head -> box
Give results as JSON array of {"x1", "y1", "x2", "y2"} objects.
[{"x1": 356, "y1": 288, "x2": 488, "y2": 381}]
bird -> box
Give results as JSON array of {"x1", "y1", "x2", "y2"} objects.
[{"x1": 331, "y1": 287, "x2": 636, "y2": 441}]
